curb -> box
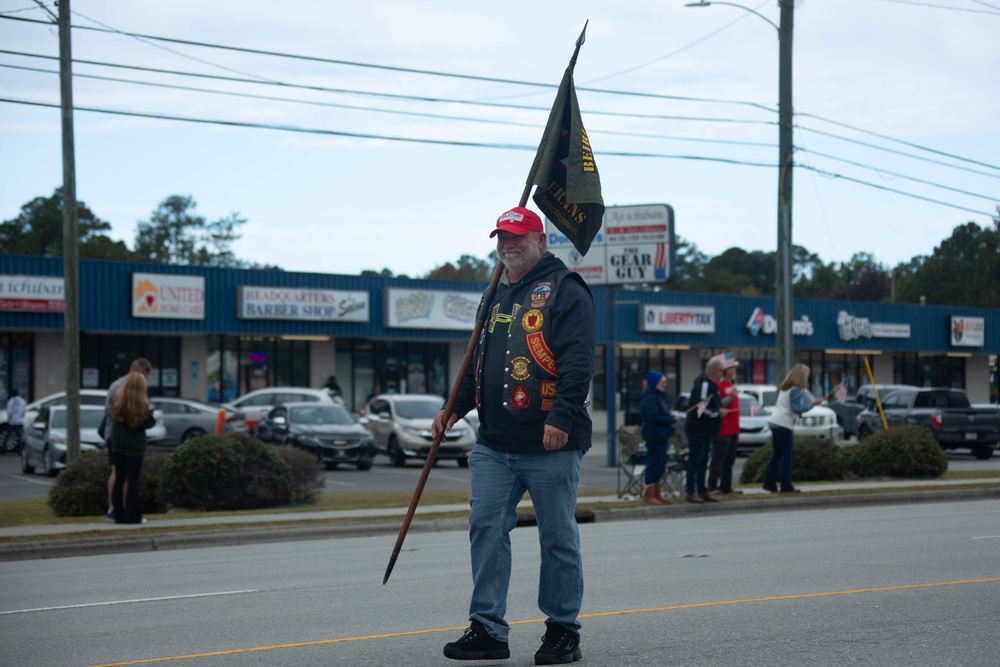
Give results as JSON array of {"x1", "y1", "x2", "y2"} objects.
[{"x1": 1, "y1": 488, "x2": 997, "y2": 563}]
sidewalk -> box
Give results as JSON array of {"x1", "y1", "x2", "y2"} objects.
[{"x1": 2, "y1": 477, "x2": 997, "y2": 550}]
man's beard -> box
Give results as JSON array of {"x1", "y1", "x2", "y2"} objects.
[{"x1": 500, "y1": 241, "x2": 543, "y2": 275}]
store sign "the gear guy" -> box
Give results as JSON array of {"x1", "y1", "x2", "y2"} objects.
[{"x1": 544, "y1": 204, "x2": 675, "y2": 285}]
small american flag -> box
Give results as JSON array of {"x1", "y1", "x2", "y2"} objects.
[
  {"x1": 696, "y1": 400, "x2": 707, "y2": 417},
  {"x1": 835, "y1": 383, "x2": 848, "y2": 404},
  {"x1": 749, "y1": 405, "x2": 762, "y2": 417}
]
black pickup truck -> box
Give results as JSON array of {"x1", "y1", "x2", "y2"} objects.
[
  {"x1": 856, "y1": 387, "x2": 1000, "y2": 459},
  {"x1": 828, "y1": 384, "x2": 913, "y2": 438}
]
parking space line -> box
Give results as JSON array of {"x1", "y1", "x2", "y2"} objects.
[{"x1": 83, "y1": 577, "x2": 1000, "y2": 666}]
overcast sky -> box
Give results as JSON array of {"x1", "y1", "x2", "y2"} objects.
[{"x1": 1, "y1": 0, "x2": 998, "y2": 278}]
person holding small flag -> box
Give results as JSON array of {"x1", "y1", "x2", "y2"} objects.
[
  {"x1": 764, "y1": 363, "x2": 822, "y2": 493},
  {"x1": 709, "y1": 356, "x2": 742, "y2": 495},
  {"x1": 639, "y1": 370, "x2": 676, "y2": 504},
  {"x1": 684, "y1": 355, "x2": 726, "y2": 503}
]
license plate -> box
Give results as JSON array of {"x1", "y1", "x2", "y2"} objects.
[{"x1": 965, "y1": 432, "x2": 977, "y2": 440}]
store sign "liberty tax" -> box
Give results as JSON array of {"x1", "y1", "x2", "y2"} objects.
[{"x1": 639, "y1": 305, "x2": 715, "y2": 333}]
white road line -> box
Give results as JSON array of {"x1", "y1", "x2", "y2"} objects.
[
  {"x1": 972, "y1": 535, "x2": 1000, "y2": 540},
  {"x1": 2, "y1": 472, "x2": 53, "y2": 487},
  {"x1": 0, "y1": 589, "x2": 258, "y2": 615}
]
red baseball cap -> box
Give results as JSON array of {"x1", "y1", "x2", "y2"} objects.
[{"x1": 490, "y1": 207, "x2": 543, "y2": 238}]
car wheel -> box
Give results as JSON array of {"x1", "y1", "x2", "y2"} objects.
[
  {"x1": 43, "y1": 447, "x2": 59, "y2": 477},
  {"x1": 973, "y1": 445, "x2": 994, "y2": 460},
  {"x1": 356, "y1": 459, "x2": 372, "y2": 471},
  {"x1": 20, "y1": 446, "x2": 35, "y2": 475},
  {"x1": 857, "y1": 425, "x2": 872, "y2": 441},
  {"x1": 182, "y1": 428, "x2": 206, "y2": 443},
  {"x1": 457, "y1": 455, "x2": 469, "y2": 469},
  {"x1": 389, "y1": 435, "x2": 406, "y2": 467}
]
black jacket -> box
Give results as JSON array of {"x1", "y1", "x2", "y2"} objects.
[
  {"x1": 684, "y1": 373, "x2": 722, "y2": 438},
  {"x1": 454, "y1": 254, "x2": 594, "y2": 453}
]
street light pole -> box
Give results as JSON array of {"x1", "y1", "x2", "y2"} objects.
[{"x1": 685, "y1": 0, "x2": 795, "y2": 379}]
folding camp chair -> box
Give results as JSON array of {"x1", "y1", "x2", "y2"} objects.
[
  {"x1": 617, "y1": 425, "x2": 647, "y2": 499},
  {"x1": 660, "y1": 433, "x2": 687, "y2": 499}
]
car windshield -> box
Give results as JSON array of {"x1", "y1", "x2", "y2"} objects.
[
  {"x1": 394, "y1": 400, "x2": 441, "y2": 419},
  {"x1": 290, "y1": 405, "x2": 355, "y2": 425},
  {"x1": 51, "y1": 410, "x2": 104, "y2": 429}
]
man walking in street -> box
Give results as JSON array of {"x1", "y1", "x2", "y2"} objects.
[{"x1": 433, "y1": 206, "x2": 594, "y2": 665}]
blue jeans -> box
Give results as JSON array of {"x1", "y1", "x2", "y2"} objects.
[
  {"x1": 764, "y1": 426, "x2": 794, "y2": 492},
  {"x1": 685, "y1": 433, "x2": 711, "y2": 495},
  {"x1": 2, "y1": 424, "x2": 23, "y2": 453},
  {"x1": 467, "y1": 443, "x2": 584, "y2": 642}
]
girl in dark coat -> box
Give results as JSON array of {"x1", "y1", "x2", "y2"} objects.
[
  {"x1": 108, "y1": 371, "x2": 156, "y2": 524},
  {"x1": 640, "y1": 371, "x2": 676, "y2": 504}
]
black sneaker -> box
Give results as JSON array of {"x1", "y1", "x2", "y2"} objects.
[
  {"x1": 534, "y1": 624, "x2": 582, "y2": 665},
  {"x1": 443, "y1": 620, "x2": 510, "y2": 661}
]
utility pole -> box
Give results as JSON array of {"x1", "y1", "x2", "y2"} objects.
[
  {"x1": 775, "y1": 0, "x2": 795, "y2": 380},
  {"x1": 59, "y1": 0, "x2": 81, "y2": 462}
]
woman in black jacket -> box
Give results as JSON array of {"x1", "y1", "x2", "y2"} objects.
[
  {"x1": 640, "y1": 371, "x2": 676, "y2": 504},
  {"x1": 108, "y1": 371, "x2": 156, "y2": 524}
]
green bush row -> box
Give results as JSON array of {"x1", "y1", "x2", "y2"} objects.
[
  {"x1": 48, "y1": 433, "x2": 325, "y2": 517},
  {"x1": 739, "y1": 425, "x2": 948, "y2": 485}
]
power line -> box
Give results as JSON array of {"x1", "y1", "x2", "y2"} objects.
[
  {"x1": 4, "y1": 96, "x2": 992, "y2": 218},
  {"x1": 874, "y1": 0, "x2": 1000, "y2": 15},
  {"x1": 0, "y1": 49, "x2": 777, "y2": 127},
  {"x1": 0, "y1": 62, "x2": 779, "y2": 150},
  {"x1": 1, "y1": 13, "x2": 777, "y2": 113}
]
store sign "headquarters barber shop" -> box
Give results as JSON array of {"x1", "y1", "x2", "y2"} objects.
[{"x1": 237, "y1": 286, "x2": 369, "y2": 322}]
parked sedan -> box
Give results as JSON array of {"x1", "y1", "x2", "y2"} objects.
[
  {"x1": 736, "y1": 394, "x2": 772, "y2": 454},
  {"x1": 21, "y1": 405, "x2": 105, "y2": 477},
  {"x1": 360, "y1": 394, "x2": 475, "y2": 467},
  {"x1": 255, "y1": 402, "x2": 375, "y2": 470},
  {"x1": 222, "y1": 387, "x2": 334, "y2": 433},
  {"x1": 7, "y1": 389, "x2": 167, "y2": 444},
  {"x1": 149, "y1": 397, "x2": 248, "y2": 447}
]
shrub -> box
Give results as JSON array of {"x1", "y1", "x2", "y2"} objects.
[
  {"x1": 739, "y1": 437, "x2": 848, "y2": 485},
  {"x1": 48, "y1": 448, "x2": 170, "y2": 517},
  {"x1": 48, "y1": 450, "x2": 108, "y2": 517},
  {"x1": 849, "y1": 425, "x2": 947, "y2": 478},
  {"x1": 272, "y1": 445, "x2": 325, "y2": 505},
  {"x1": 161, "y1": 433, "x2": 294, "y2": 511}
]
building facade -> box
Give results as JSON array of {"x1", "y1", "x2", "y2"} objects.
[{"x1": 2, "y1": 256, "x2": 998, "y2": 443}]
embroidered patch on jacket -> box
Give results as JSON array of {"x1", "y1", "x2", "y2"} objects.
[
  {"x1": 540, "y1": 380, "x2": 556, "y2": 397},
  {"x1": 510, "y1": 383, "x2": 530, "y2": 409},
  {"x1": 509, "y1": 356, "x2": 532, "y2": 381},
  {"x1": 521, "y1": 309, "x2": 544, "y2": 333},
  {"x1": 541, "y1": 399, "x2": 554, "y2": 411},
  {"x1": 526, "y1": 332, "x2": 559, "y2": 376},
  {"x1": 529, "y1": 282, "x2": 553, "y2": 308}
]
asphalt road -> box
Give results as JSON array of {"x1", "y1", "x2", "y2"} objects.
[
  {"x1": 2, "y1": 499, "x2": 998, "y2": 666},
  {"x1": 2, "y1": 442, "x2": 997, "y2": 502}
]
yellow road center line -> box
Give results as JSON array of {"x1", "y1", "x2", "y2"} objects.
[{"x1": 87, "y1": 577, "x2": 1000, "y2": 667}]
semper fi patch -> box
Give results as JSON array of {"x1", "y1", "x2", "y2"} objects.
[
  {"x1": 529, "y1": 282, "x2": 553, "y2": 309},
  {"x1": 526, "y1": 332, "x2": 558, "y2": 376}
]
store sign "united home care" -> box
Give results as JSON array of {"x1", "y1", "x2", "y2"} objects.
[
  {"x1": 237, "y1": 286, "x2": 369, "y2": 322},
  {"x1": 132, "y1": 273, "x2": 205, "y2": 320}
]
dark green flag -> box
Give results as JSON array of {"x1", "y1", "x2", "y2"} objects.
[{"x1": 526, "y1": 65, "x2": 604, "y2": 256}]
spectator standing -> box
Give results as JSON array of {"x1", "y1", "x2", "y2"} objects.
[
  {"x1": 684, "y1": 357, "x2": 725, "y2": 503},
  {"x1": 639, "y1": 371, "x2": 676, "y2": 505},
  {"x1": 2, "y1": 389, "x2": 26, "y2": 455},
  {"x1": 433, "y1": 206, "x2": 594, "y2": 665},
  {"x1": 104, "y1": 358, "x2": 153, "y2": 521},
  {"x1": 108, "y1": 372, "x2": 156, "y2": 524},
  {"x1": 708, "y1": 359, "x2": 742, "y2": 495},
  {"x1": 764, "y1": 363, "x2": 821, "y2": 493}
]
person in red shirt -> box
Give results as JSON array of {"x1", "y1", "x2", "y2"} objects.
[{"x1": 708, "y1": 357, "x2": 741, "y2": 495}]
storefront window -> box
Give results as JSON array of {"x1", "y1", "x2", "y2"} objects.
[
  {"x1": 80, "y1": 333, "x2": 178, "y2": 397},
  {"x1": 0, "y1": 333, "x2": 33, "y2": 402}
]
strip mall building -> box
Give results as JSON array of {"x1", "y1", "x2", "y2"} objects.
[{"x1": 2, "y1": 255, "x2": 998, "y2": 439}]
